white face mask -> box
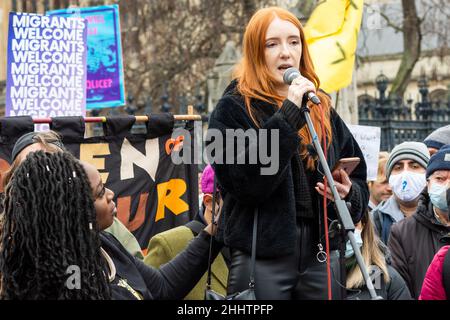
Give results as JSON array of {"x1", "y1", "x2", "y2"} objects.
[
  {"x1": 389, "y1": 170, "x2": 426, "y2": 202},
  {"x1": 345, "y1": 229, "x2": 363, "y2": 258}
]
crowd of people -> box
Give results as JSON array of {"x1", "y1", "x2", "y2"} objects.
[{"x1": 0, "y1": 6, "x2": 449, "y2": 300}]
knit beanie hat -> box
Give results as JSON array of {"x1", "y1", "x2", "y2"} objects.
[
  {"x1": 426, "y1": 144, "x2": 450, "y2": 178},
  {"x1": 386, "y1": 141, "x2": 430, "y2": 178},
  {"x1": 424, "y1": 125, "x2": 450, "y2": 150}
]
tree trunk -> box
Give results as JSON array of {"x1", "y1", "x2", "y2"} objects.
[
  {"x1": 242, "y1": 0, "x2": 256, "y2": 21},
  {"x1": 297, "y1": 0, "x2": 317, "y2": 20},
  {"x1": 389, "y1": 0, "x2": 421, "y2": 99}
]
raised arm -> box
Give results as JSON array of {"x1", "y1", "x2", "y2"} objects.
[{"x1": 135, "y1": 230, "x2": 221, "y2": 300}]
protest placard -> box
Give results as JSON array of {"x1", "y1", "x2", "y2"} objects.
[
  {"x1": 5, "y1": 12, "x2": 87, "y2": 128},
  {"x1": 347, "y1": 124, "x2": 381, "y2": 181},
  {"x1": 48, "y1": 5, "x2": 125, "y2": 109}
]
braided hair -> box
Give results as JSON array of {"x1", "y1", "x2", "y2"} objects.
[{"x1": 0, "y1": 151, "x2": 111, "y2": 299}]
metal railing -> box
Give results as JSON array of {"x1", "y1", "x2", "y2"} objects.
[{"x1": 358, "y1": 73, "x2": 450, "y2": 151}]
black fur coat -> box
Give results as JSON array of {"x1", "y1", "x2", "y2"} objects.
[{"x1": 207, "y1": 81, "x2": 368, "y2": 258}]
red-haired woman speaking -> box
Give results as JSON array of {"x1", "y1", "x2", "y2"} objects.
[{"x1": 207, "y1": 7, "x2": 369, "y2": 299}]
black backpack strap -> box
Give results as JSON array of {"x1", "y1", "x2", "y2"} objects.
[
  {"x1": 185, "y1": 220, "x2": 205, "y2": 236},
  {"x1": 443, "y1": 246, "x2": 450, "y2": 300}
]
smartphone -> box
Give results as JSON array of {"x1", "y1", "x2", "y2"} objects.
[{"x1": 331, "y1": 157, "x2": 361, "y2": 176}]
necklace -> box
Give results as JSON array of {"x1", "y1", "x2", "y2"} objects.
[{"x1": 100, "y1": 247, "x2": 116, "y2": 282}]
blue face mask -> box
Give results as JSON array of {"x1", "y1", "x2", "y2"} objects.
[
  {"x1": 429, "y1": 182, "x2": 449, "y2": 212},
  {"x1": 345, "y1": 229, "x2": 363, "y2": 258}
]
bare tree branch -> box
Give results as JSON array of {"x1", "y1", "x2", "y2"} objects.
[
  {"x1": 389, "y1": 0, "x2": 422, "y2": 98},
  {"x1": 377, "y1": 8, "x2": 403, "y2": 33}
]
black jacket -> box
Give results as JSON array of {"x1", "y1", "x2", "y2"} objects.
[
  {"x1": 347, "y1": 265, "x2": 411, "y2": 300},
  {"x1": 100, "y1": 230, "x2": 220, "y2": 299},
  {"x1": 207, "y1": 81, "x2": 368, "y2": 258},
  {"x1": 388, "y1": 191, "x2": 450, "y2": 299}
]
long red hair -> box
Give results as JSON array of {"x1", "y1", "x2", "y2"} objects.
[{"x1": 233, "y1": 7, "x2": 332, "y2": 169}]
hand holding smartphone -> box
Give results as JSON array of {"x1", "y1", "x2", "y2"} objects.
[
  {"x1": 316, "y1": 157, "x2": 359, "y2": 201},
  {"x1": 331, "y1": 157, "x2": 360, "y2": 176}
]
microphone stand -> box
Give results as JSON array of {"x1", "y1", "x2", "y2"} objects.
[{"x1": 300, "y1": 104, "x2": 383, "y2": 300}]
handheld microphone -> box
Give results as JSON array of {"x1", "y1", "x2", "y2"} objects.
[{"x1": 283, "y1": 67, "x2": 321, "y2": 105}]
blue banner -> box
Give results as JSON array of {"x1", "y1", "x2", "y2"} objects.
[{"x1": 48, "y1": 5, "x2": 126, "y2": 110}]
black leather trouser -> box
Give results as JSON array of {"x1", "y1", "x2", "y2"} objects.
[{"x1": 227, "y1": 219, "x2": 344, "y2": 300}]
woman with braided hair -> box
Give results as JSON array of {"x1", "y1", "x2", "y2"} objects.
[
  {"x1": 0, "y1": 130, "x2": 143, "y2": 260},
  {"x1": 0, "y1": 151, "x2": 221, "y2": 299},
  {"x1": 1, "y1": 151, "x2": 110, "y2": 299}
]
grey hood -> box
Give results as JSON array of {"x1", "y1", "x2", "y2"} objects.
[{"x1": 372, "y1": 196, "x2": 405, "y2": 223}]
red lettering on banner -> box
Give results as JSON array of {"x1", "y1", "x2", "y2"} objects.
[
  {"x1": 165, "y1": 136, "x2": 184, "y2": 155},
  {"x1": 87, "y1": 27, "x2": 98, "y2": 35},
  {"x1": 116, "y1": 193, "x2": 148, "y2": 232},
  {"x1": 116, "y1": 196, "x2": 131, "y2": 227},
  {"x1": 131, "y1": 193, "x2": 148, "y2": 232},
  {"x1": 0, "y1": 158, "x2": 11, "y2": 193},
  {"x1": 86, "y1": 79, "x2": 113, "y2": 90},
  {"x1": 86, "y1": 15, "x2": 105, "y2": 24}
]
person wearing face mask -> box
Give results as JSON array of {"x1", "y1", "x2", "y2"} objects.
[
  {"x1": 423, "y1": 125, "x2": 450, "y2": 157},
  {"x1": 345, "y1": 211, "x2": 411, "y2": 300},
  {"x1": 372, "y1": 142, "x2": 430, "y2": 244},
  {"x1": 388, "y1": 144, "x2": 450, "y2": 299}
]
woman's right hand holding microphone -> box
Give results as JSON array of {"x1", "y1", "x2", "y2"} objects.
[{"x1": 287, "y1": 76, "x2": 317, "y2": 108}]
